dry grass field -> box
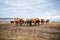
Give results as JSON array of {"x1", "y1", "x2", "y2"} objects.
[{"x1": 0, "y1": 21, "x2": 60, "y2": 40}]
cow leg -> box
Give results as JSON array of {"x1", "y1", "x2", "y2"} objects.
[
  {"x1": 30, "y1": 22, "x2": 32, "y2": 26},
  {"x1": 19, "y1": 22, "x2": 22, "y2": 25},
  {"x1": 26, "y1": 21, "x2": 29, "y2": 25},
  {"x1": 46, "y1": 22, "x2": 47, "y2": 24},
  {"x1": 35, "y1": 23, "x2": 36, "y2": 25},
  {"x1": 27, "y1": 22, "x2": 28, "y2": 25},
  {"x1": 38, "y1": 22, "x2": 39, "y2": 25}
]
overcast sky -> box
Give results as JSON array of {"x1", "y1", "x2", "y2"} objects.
[{"x1": 0, "y1": 0, "x2": 60, "y2": 19}]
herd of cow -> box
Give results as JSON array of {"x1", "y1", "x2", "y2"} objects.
[{"x1": 10, "y1": 17, "x2": 49, "y2": 26}]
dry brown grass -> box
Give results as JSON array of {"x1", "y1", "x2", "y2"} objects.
[{"x1": 0, "y1": 22, "x2": 60, "y2": 40}]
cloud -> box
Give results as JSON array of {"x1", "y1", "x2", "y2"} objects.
[{"x1": 0, "y1": 0, "x2": 60, "y2": 21}]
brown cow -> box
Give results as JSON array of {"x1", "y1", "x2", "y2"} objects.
[
  {"x1": 14, "y1": 17, "x2": 19, "y2": 25},
  {"x1": 18, "y1": 18, "x2": 24, "y2": 25},
  {"x1": 25, "y1": 18, "x2": 32, "y2": 26},
  {"x1": 30, "y1": 18, "x2": 40, "y2": 25},
  {"x1": 45, "y1": 19, "x2": 49, "y2": 24},
  {"x1": 40, "y1": 19, "x2": 45, "y2": 24},
  {"x1": 12, "y1": 17, "x2": 24, "y2": 26},
  {"x1": 26, "y1": 18, "x2": 40, "y2": 26}
]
